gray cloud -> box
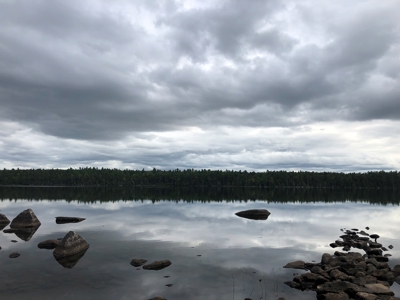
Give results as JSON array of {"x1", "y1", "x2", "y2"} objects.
[{"x1": 0, "y1": 0, "x2": 399, "y2": 170}]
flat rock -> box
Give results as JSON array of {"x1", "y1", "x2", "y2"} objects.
[
  {"x1": 130, "y1": 259, "x2": 148, "y2": 267},
  {"x1": 143, "y1": 260, "x2": 172, "y2": 270},
  {"x1": 235, "y1": 209, "x2": 271, "y2": 220},
  {"x1": 53, "y1": 231, "x2": 90, "y2": 258},
  {"x1": 317, "y1": 292, "x2": 350, "y2": 300},
  {"x1": 283, "y1": 260, "x2": 306, "y2": 270},
  {"x1": 38, "y1": 239, "x2": 62, "y2": 249},
  {"x1": 10, "y1": 209, "x2": 41, "y2": 228},
  {"x1": 355, "y1": 292, "x2": 377, "y2": 300},
  {"x1": 55, "y1": 217, "x2": 86, "y2": 224},
  {"x1": 9, "y1": 252, "x2": 20, "y2": 258},
  {"x1": 364, "y1": 283, "x2": 394, "y2": 296}
]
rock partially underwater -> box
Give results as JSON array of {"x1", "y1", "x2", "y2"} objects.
[
  {"x1": 235, "y1": 209, "x2": 271, "y2": 220},
  {"x1": 55, "y1": 217, "x2": 86, "y2": 224},
  {"x1": 143, "y1": 260, "x2": 172, "y2": 271},
  {"x1": 53, "y1": 231, "x2": 90, "y2": 259},
  {"x1": 10, "y1": 209, "x2": 41, "y2": 228},
  {"x1": 54, "y1": 248, "x2": 89, "y2": 269}
]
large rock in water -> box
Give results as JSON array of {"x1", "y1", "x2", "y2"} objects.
[
  {"x1": 235, "y1": 209, "x2": 271, "y2": 220},
  {"x1": 53, "y1": 231, "x2": 90, "y2": 259},
  {"x1": 10, "y1": 209, "x2": 41, "y2": 228}
]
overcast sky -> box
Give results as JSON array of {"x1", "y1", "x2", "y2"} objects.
[{"x1": 0, "y1": 0, "x2": 399, "y2": 172}]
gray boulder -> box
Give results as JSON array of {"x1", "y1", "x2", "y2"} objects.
[
  {"x1": 53, "y1": 231, "x2": 90, "y2": 259},
  {"x1": 10, "y1": 209, "x2": 41, "y2": 228}
]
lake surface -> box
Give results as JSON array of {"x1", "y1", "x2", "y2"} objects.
[{"x1": 1, "y1": 187, "x2": 400, "y2": 300}]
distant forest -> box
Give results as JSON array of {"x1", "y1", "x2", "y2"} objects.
[{"x1": 0, "y1": 168, "x2": 399, "y2": 189}]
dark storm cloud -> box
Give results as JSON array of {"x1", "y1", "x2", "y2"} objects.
[{"x1": 0, "y1": 0, "x2": 399, "y2": 171}]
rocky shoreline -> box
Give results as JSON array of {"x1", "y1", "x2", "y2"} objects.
[{"x1": 284, "y1": 227, "x2": 399, "y2": 300}]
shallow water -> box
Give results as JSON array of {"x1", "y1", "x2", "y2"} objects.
[{"x1": 0, "y1": 187, "x2": 399, "y2": 300}]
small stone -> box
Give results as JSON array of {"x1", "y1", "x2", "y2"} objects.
[
  {"x1": 143, "y1": 260, "x2": 172, "y2": 271},
  {"x1": 9, "y1": 252, "x2": 20, "y2": 258},
  {"x1": 366, "y1": 227, "x2": 370, "y2": 230},
  {"x1": 165, "y1": 284, "x2": 173, "y2": 287},
  {"x1": 283, "y1": 260, "x2": 306, "y2": 270},
  {"x1": 11, "y1": 240, "x2": 17, "y2": 243},
  {"x1": 130, "y1": 259, "x2": 147, "y2": 267},
  {"x1": 388, "y1": 245, "x2": 393, "y2": 249},
  {"x1": 38, "y1": 239, "x2": 62, "y2": 249}
]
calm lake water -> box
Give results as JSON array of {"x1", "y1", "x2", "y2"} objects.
[{"x1": 1, "y1": 187, "x2": 400, "y2": 300}]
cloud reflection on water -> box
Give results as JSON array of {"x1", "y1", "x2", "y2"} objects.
[{"x1": 0, "y1": 196, "x2": 400, "y2": 299}]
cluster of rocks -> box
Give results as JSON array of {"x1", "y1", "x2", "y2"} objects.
[
  {"x1": 235, "y1": 209, "x2": 271, "y2": 220},
  {"x1": 131, "y1": 258, "x2": 172, "y2": 271},
  {"x1": 284, "y1": 228, "x2": 399, "y2": 300}
]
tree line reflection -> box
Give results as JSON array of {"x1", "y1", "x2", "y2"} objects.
[{"x1": 0, "y1": 187, "x2": 399, "y2": 205}]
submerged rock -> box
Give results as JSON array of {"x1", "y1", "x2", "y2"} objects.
[
  {"x1": 10, "y1": 209, "x2": 41, "y2": 228},
  {"x1": 54, "y1": 248, "x2": 89, "y2": 269},
  {"x1": 143, "y1": 260, "x2": 172, "y2": 270},
  {"x1": 148, "y1": 297, "x2": 167, "y2": 300},
  {"x1": 235, "y1": 209, "x2": 271, "y2": 220},
  {"x1": 53, "y1": 231, "x2": 90, "y2": 259},
  {"x1": 55, "y1": 217, "x2": 86, "y2": 224},
  {"x1": 9, "y1": 252, "x2": 20, "y2": 258},
  {"x1": 3, "y1": 226, "x2": 41, "y2": 241},
  {"x1": 38, "y1": 239, "x2": 62, "y2": 249},
  {"x1": 130, "y1": 259, "x2": 148, "y2": 267}
]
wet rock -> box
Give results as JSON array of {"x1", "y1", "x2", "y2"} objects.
[
  {"x1": 143, "y1": 260, "x2": 172, "y2": 270},
  {"x1": 0, "y1": 214, "x2": 10, "y2": 229},
  {"x1": 369, "y1": 242, "x2": 382, "y2": 248},
  {"x1": 9, "y1": 252, "x2": 20, "y2": 258},
  {"x1": 317, "y1": 292, "x2": 350, "y2": 300},
  {"x1": 283, "y1": 260, "x2": 306, "y2": 270},
  {"x1": 55, "y1": 217, "x2": 86, "y2": 224},
  {"x1": 10, "y1": 209, "x2": 41, "y2": 228},
  {"x1": 388, "y1": 245, "x2": 393, "y2": 249},
  {"x1": 54, "y1": 248, "x2": 88, "y2": 269},
  {"x1": 148, "y1": 297, "x2": 167, "y2": 300},
  {"x1": 235, "y1": 209, "x2": 271, "y2": 220},
  {"x1": 130, "y1": 259, "x2": 147, "y2": 267},
  {"x1": 165, "y1": 284, "x2": 173, "y2": 287},
  {"x1": 359, "y1": 231, "x2": 369, "y2": 236},
  {"x1": 3, "y1": 226, "x2": 41, "y2": 241},
  {"x1": 11, "y1": 240, "x2": 17, "y2": 243},
  {"x1": 38, "y1": 239, "x2": 62, "y2": 249},
  {"x1": 364, "y1": 283, "x2": 393, "y2": 296},
  {"x1": 355, "y1": 292, "x2": 377, "y2": 300},
  {"x1": 53, "y1": 231, "x2": 90, "y2": 259}
]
